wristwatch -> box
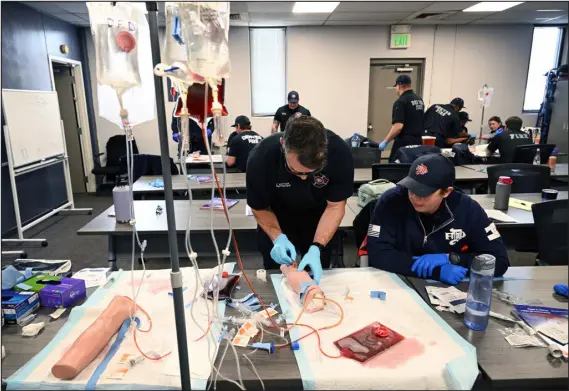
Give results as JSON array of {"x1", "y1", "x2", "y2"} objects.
[
  {"x1": 311, "y1": 242, "x2": 325, "y2": 252},
  {"x1": 449, "y1": 252, "x2": 461, "y2": 265}
]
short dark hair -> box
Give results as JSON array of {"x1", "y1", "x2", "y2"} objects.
[
  {"x1": 239, "y1": 124, "x2": 252, "y2": 130},
  {"x1": 488, "y1": 116, "x2": 502, "y2": 124},
  {"x1": 283, "y1": 116, "x2": 328, "y2": 169},
  {"x1": 505, "y1": 116, "x2": 523, "y2": 131}
]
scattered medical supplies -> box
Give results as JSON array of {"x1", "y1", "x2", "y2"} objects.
[
  {"x1": 1, "y1": 290, "x2": 40, "y2": 325},
  {"x1": 200, "y1": 197, "x2": 239, "y2": 210},
  {"x1": 513, "y1": 305, "x2": 568, "y2": 345},
  {"x1": 334, "y1": 321, "x2": 405, "y2": 363},
  {"x1": 39, "y1": 278, "x2": 86, "y2": 308},
  {"x1": 369, "y1": 290, "x2": 387, "y2": 300},
  {"x1": 21, "y1": 322, "x2": 45, "y2": 337},
  {"x1": 49, "y1": 307, "x2": 67, "y2": 320},
  {"x1": 492, "y1": 288, "x2": 542, "y2": 306},
  {"x1": 256, "y1": 269, "x2": 267, "y2": 282},
  {"x1": 72, "y1": 268, "x2": 110, "y2": 288},
  {"x1": 425, "y1": 286, "x2": 467, "y2": 314}
]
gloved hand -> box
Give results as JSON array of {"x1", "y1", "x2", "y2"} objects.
[
  {"x1": 270, "y1": 234, "x2": 297, "y2": 265},
  {"x1": 207, "y1": 128, "x2": 213, "y2": 137},
  {"x1": 553, "y1": 284, "x2": 568, "y2": 298},
  {"x1": 411, "y1": 254, "x2": 450, "y2": 278},
  {"x1": 297, "y1": 245, "x2": 323, "y2": 285},
  {"x1": 469, "y1": 134, "x2": 477, "y2": 139},
  {"x1": 378, "y1": 141, "x2": 388, "y2": 151},
  {"x1": 439, "y1": 264, "x2": 468, "y2": 285},
  {"x1": 172, "y1": 132, "x2": 180, "y2": 143}
]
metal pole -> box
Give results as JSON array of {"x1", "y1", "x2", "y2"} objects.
[
  {"x1": 478, "y1": 105, "x2": 485, "y2": 145},
  {"x1": 145, "y1": 3, "x2": 191, "y2": 389}
]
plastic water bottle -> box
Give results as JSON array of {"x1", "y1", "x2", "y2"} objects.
[
  {"x1": 494, "y1": 176, "x2": 512, "y2": 211},
  {"x1": 549, "y1": 148, "x2": 558, "y2": 173},
  {"x1": 464, "y1": 254, "x2": 495, "y2": 331},
  {"x1": 351, "y1": 132, "x2": 361, "y2": 148}
]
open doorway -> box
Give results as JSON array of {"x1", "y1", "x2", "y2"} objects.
[
  {"x1": 49, "y1": 56, "x2": 95, "y2": 194},
  {"x1": 367, "y1": 59, "x2": 425, "y2": 156}
]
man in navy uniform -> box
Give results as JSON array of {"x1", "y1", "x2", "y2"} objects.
[{"x1": 367, "y1": 154, "x2": 509, "y2": 285}]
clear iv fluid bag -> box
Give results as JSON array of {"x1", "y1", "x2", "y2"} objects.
[
  {"x1": 87, "y1": 2, "x2": 146, "y2": 89},
  {"x1": 163, "y1": 3, "x2": 198, "y2": 86},
  {"x1": 87, "y1": 2, "x2": 156, "y2": 127},
  {"x1": 179, "y1": 2, "x2": 231, "y2": 83}
]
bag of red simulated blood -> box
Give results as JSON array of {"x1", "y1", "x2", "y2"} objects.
[{"x1": 334, "y1": 321, "x2": 405, "y2": 363}]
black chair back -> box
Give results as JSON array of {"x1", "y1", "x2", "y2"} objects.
[
  {"x1": 513, "y1": 144, "x2": 555, "y2": 164},
  {"x1": 372, "y1": 163, "x2": 411, "y2": 182},
  {"x1": 487, "y1": 163, "x2": 551, "y2": 194},
  {"x1": 106, "y1": 135, "x2": 139, "y2": 168},
  {"x1": 351, "y1": 147, "x2": 381, "y2": 169},
  {"x1": 531, "y1": 199, "x2": 568, "y2": 265},
  {"x1": 119, "y1": 154, "x2": 179, "y2": 183}
]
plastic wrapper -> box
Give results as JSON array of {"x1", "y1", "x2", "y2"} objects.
[
  {"x1": 498, "y1": 327, "x2": 547, "y2": 348},
  {"x1": 492, "y1": 288, "x2": 543, "y2": 306},
  {"x1": 87, "y1": 2, "x2": 156, "y2": 127},
  {"x1": 178, "y1": 2, "x2": 231, "y2": 83}
]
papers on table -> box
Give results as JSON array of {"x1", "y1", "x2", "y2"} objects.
[
  {"x1": 72, "y1": 267, "x2": 110, "y2": 288},
  {"x1": 485, "y1": 209, "x2": 518, "y2": 223},
  {"x1": 246, "y1": 205, "x2": 254, "y2": 216},
  {"x1": 425, "y1": 286, "x2": 467, "y2": 314}
]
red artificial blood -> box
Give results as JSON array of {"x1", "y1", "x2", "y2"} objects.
[{"x1": 116, "y1": 31, "x2": 136, "y2": 52}]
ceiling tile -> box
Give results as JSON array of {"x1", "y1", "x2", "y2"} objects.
[
  {"x1": 443, "y1": 11, "x2": 494, "y2": 20},
  {"x1": 419, "y1": 2, "x2": 479, "y2": 12},
  {"x1": 248, "y1": 12, "x2": 329, "y2": 21},
  {"x1": 325, "y1": 20, "x2": 397, "y2": 25},
  {"x1": 484, "y1": 10, "x2": 566, "y2": 20},
  {"x1": 514, "y1": 1, "x2": 568, "y2": 12},
  {"x1": 471, "y1": 19, "x2": 532, "y2": 25},
  {"x1": 51, "y1": 13, "x2": 89, "y2": 24},
  {"x1": 230, "y1": 2, "x2": 250, "y2": 13},
  {"x1": 246, "y1": 2, "x2": 294, "y2": 13},
  {"x1": 335, "y1": 1, "x2": 433, "y2": 12},
  {"x1": 248, "y1": 20, "x2": 324, "y2": 27},
  {"x1": 23, "y1": 2, "x2": 66, "y2": 13},
  {"x1": 329, "y1": 11, "x2": 412, "y2": 21},
  {"x1": 406, "y1": 18, "x2": 470, "y2": 24},
  {"x1": 51, "y1": 2, "x2": 88, "y2": 13}
]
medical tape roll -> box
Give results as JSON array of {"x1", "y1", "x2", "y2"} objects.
[
  {"x1": 51, "y1": 296, "x2": 132, "y2": 380},
  {"x1": 256, "y1": 269, "x2": 266, "y2": 282}
]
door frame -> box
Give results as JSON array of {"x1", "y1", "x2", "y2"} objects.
[
  {"x1": 369, "y1": 58, "x2": 426, "y2": 97},
  {"x1": 48, "y1": 56, "x2": 96, "y2": 193}
]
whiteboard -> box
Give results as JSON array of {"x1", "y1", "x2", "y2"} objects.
[{"x1": 2, "y1": 89, "x2": 66, "y2": 168}]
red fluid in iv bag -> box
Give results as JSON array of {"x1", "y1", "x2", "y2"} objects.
[
  {"x1": 174, "y1": 79, "x2": 228, "y2": 122},
  {"x1": 116, "y1": 31, "x2": 136, "y2": 52},
  {"x1": 334, "y1": 321, "x2": 405, "y2": 363}
]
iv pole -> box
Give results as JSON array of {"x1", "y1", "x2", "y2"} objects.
[{"x1": 145, "y1": 2, "x2": 192, "y2": 389}]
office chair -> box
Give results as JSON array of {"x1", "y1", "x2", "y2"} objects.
[
  {"x1": 513, "y1": 144, "x2": 556, "y2": 164},
  {"x1": 531, "y1": 200, "x2": 568, "y2": 266},
  {"x1": 487, "y1": 164, "x2": 551, "y2": 194},
  {"x1": 92, "y1": 135, "x2": 139, "y2": 194},
  {"x1": 351, "y1": 147, "x2": 382, "y2": 168},
  {"x1": 372, "y1": 163, "x2": 411, "y2": 183}
]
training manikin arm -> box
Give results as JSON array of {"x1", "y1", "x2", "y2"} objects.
[
  {"x1": 281, "y1": 264, "x2": 325, "y2": 312},
  {"x1": 313, "y1": 200, "x2": 346, "y2": 246}
]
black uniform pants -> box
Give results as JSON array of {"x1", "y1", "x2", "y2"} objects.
[
  {"x1": 257, "y1": 219, "x2": 333, "y2": 270},
  {"x1": 389, "y1": 135, "x2": 422, "y2": 162}
]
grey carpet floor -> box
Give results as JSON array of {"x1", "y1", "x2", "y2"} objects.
[{"x1": 2, "y1": 193, "x2": 537, "y2": 271}]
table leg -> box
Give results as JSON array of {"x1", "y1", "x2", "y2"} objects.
[{"x1": 108, "y1": 235, "x2": 117, "y2": 271}]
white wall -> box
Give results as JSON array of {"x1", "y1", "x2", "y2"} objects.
[{"x1": 87, "y1": 23, "x2": 539, "y2": 155}]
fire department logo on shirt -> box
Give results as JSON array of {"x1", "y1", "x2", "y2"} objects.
[
  {"x1": 416, "y1": 163, "x2": 428, "y2": 176},
  {"x1": 445, "y1": 228, "x2": 466, "y2": 245},
  {"x1": 485, "y1": 222, "x2": 501, "y2": 241},
  {"x1": 312, "y1": 173, "x2": 329, "y2": 188}
]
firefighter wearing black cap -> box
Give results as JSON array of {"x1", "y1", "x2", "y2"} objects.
[
  {"x1": 367, "y1": 154, "x2": 509, "y2": 285},
  {"x1": 424, "y1": 98, "x2": 468, "y2": 148},
  {"x1": 272, "y1": 90, "x2": 312, "y2": 133},
  {"x1": 379, "y1": 75, "x2": 425, "y2": 162},
  {"x1": 226, "y1": 115, "x2": 263, "y2": 172}
]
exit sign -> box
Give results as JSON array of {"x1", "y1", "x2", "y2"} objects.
[{"x1": 391, "y1": 33, "x2": 411, "y2": 49}]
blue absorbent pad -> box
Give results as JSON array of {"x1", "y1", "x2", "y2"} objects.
[
  {"x1": 7, "y1": 263, "x2": 236, "y2": 391},
  {"x1": 271, "y1": 268, "x2": 478, "y2": 390}
]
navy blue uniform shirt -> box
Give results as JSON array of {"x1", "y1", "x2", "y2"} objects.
[{"x1": 367, "y1": 186, "x2": 509, "y2": 280}]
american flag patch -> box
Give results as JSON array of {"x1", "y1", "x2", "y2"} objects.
[{"x1": 368, "y1": 224, "x2": 380, "y2": 238}]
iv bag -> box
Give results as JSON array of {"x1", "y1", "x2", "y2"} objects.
[
  {"x1": 88, "y1": 2, "x2": 156, "y2": 127},
  {"x1": 179, "y1": 2, "x2": 231, "y2": 83},
  {"x1": 477, "y1": 85, "x2": 494, "y2": 108},
  {"x1": 87, "y1": 2, "x2": 147, "y2": 89}
]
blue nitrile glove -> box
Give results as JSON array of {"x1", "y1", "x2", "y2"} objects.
[
  {"x1": 207, "y1": 128, "x2": 213, "y2": 137},
  {"x1": 172, "y1": 132, "x2": 180, "y2": 143},
  {"x1": 470, "y1": 134, "x2": 477, "y2": 139},
  {"x1": 439, "y1": 264, "x2": 468, "y2": 285},
  {"x1": 270, "y1": 234, "x2": 297, "y2": 265},
  {"x1": 553, "y1": 284, "x2": 568, "y2": 298},
  {"x1": 379, "y1": 141, "x2": 388, "y2": 151},
  {"x1": 411, "y1": 254, "x2": 450, "y2": 278},
  {"x1": 297, "y1": 245, "x2": 323, "y2": 285}
]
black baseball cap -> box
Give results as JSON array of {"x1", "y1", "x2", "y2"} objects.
[
  {"x1": 394, "y1": 74, "x2": 412, "y2": 86},
  {"x1": 458, "y1": 111, "x2": 472, "y2": 122},
  {"x1": 288, "y1": 91, "x2": 299, "y2": 103},
  {"x1": 231, "y1": 115, "x2": 251, "y2": 128},
  {"x1": 450, "y1": 97, "x2": 466, "y2": 108},
  {"x1": 398, "y1": 154, "x2": 455, "y2": 197}
]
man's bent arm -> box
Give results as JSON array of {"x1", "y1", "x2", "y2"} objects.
[
  {"x1": 313, "y1": 200, "x2": 346, "y2": 246},
  {"x1": 252, "y1": 208, "x2": 283, "y2": 242},
  {"x1": 384, "y1": 123, "x2": 403, "y2": 143},
  {"x1": 271, "y1": 120, "x2": 280, "y2": 134}
]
